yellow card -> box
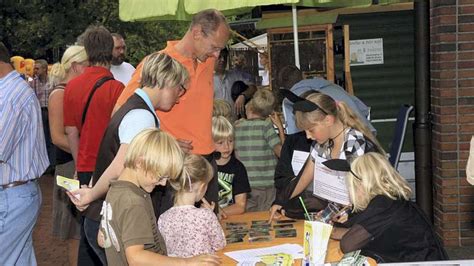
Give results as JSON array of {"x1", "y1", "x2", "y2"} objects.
[{"x1": 56, "y1": 175, "x2": 80, "y2": 192}]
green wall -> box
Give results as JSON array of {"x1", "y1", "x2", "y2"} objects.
[{"x1": 335, "y1": 10, "x2": 415, "y2": 151}]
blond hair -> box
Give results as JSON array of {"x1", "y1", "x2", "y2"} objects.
[
  {"x1": 213, "y1": 99, "x2": 234, "y2": 122},
  {"x1": 49, "y1": 45, "x2": 87, "y2": 87},
  {"x1": 246, "y1": 88, "x2": 275, "y2": 117},
  {"x1": 295, "y1": 93, "x2": 384, "y2": 153},
  {"x1": 169, "y1": 154, "x2": 213, "y2": 192},
  {"x1": 124, "y1": 128, "x2": 184, "y2": 181},
  {"x1": 346, "y1": 152, "x2": 412, "y2": 212},
  {"x1": 140, "y1": 52, "x2": 189, "y2": 90},
  {"x1": 212, "y1": 116, "x2": 234, "y2": 142}
]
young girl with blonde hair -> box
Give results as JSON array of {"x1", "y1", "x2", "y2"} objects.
[
  {"x1": 158, "y1": 154, "x2": 226, "y2": 258},
  {"x1": 328, "y1": 153, "x2": 448, "y2": 263},
  {"x1": 48, "y1": 45, "x2": 88, "y2": 266},
  {"x1": 284, "y1": 92, "x2": 384, "y2": 199}
]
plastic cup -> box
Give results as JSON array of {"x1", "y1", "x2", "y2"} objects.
[
  {"x1": 307, "y1": 212, "x2": 319, "y2": 221},
  {"x1": 318, "y1": 202, "x2": 340, "y2": 223}
]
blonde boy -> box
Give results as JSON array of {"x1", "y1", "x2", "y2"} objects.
[
  {"x1": 213, "y1": 99, "x2": 235, "y2": 123},
  {"x1": 212, "y1": 116, "x2": 251, "y2": 218}
]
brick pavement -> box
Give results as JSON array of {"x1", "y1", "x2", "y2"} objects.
[{"x1": 33, "y1": 175, "x2": 69, "y2": 266}]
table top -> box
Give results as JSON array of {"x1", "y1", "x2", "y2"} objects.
[{"x1": 217, "y1": 211, "x2": 362, "y2": 265}]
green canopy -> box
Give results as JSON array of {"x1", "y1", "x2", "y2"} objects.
[
  {"x1": 119, "y1": 0, "x2": 372, "y2": 22},
  {"x1": 119, "y1": 0, "x2": 296, "y2": 22},
  {"x1": 256, "y1": 12, "x2": 338, "y2": 29},
  {"x1": 118, "y1": 0, "x2": 406, "y2": 69}
]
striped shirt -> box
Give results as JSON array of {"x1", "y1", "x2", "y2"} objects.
[
  {"x1": 0, "y1": 71, "x2": 49, "y2": 184},
  {"x1": 29, "y1": 76, "x2": 51, "y2": 108},
  {"x1": 234, "y1": 118, "x2": 280, "y2": 188}
]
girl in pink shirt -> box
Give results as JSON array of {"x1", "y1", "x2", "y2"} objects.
[{"x1": 158, "y1": 154, "x2": 226, "y2": 257}]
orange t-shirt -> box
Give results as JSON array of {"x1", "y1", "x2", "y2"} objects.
[{"x1": 114, "y1": 41, "x2": 215, "y2": 155}]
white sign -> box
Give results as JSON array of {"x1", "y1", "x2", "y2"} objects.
[
  {"x1": 291, "y1": 150, "x2": 310, "y2": 176},
  {"x1": 312, "y1": 156, "x2": 350, "y2": 205},
  {"x1": 350, "y1": 38, "x2": 384, "y2": 66}
]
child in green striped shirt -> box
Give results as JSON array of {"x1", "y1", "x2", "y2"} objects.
[{"x1": 234, "y1": 89, "x2": 284, "y2": 212}]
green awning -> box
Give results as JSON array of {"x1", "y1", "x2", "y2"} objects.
[
  {"x1": 119, "y1": 0, "x2": 299, "y2": 22},
  {"x1": 297, "y1": 0, "x2": 371, "y2": 8},
  {"x1": 256, "y1": 13, "x2": 338, "y2": 29},
  {"x1": 119, "y1": 0, "x2": 373, "y2": 22},
  {"x1": 378, "y1": 0, "x2": 413, "y2": 4}
]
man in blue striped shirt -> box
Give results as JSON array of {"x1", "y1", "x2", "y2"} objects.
[{"x1": 0, "y1": 42, "x2": 49, "y2": 266}]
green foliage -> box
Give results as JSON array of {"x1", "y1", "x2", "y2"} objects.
[{"x1": 0, "y1": 0, "x2": 188, "y2": 66}]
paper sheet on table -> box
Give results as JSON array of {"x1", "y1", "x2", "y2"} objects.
[
  {"x1": 291, "y1": 150, "x2": 310, "y2": 176},
  {"x1": 312, "y1": 156, "x2": 350, "y2": 205},
  {"x1": 225, "y1": 244, "x2": 304, "y2": 263}
]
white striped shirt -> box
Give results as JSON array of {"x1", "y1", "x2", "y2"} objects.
[{"x1": 0, "y1": 70, "x2": 49, "y2": 184}]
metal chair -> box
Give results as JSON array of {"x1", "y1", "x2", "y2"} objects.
[{"x1": 388, "y1": 104, "x2": 414, "y2": 169}]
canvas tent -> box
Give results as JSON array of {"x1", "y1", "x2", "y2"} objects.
[{"x1": 231, "y1": 33, "x2": 268, "y2": 50}]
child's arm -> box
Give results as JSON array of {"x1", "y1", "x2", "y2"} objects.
[
  {"x1": 269, "y1": 112, "x2": 286, "y2": 144},
  {"x1": 264, "y1": 117, "x2": 284, "y2": 158},
  {"x1": 269, "y1": 113, "x2": 285, "y2": 158},
  {"x1": 273, "y1": 143, "x2": 282, "y2": 158},
  {"x1": 125, "y1": 245, "x2": 221, "y2": 266},
  {"x1": 91, "y1": 144, "x2": 128, "y2": 196},
  {"x1": 290, "y1": 158, "x2": 314, "y2": 199},
  {"x1": 68, "y1": 144, "x2": 128, "y2": 209},
  {"x1": 222, "y1": 193, "x2": 247, "y2": 216}
]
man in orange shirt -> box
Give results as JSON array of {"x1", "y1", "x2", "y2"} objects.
[{"x1": 114, "y1": 9, "x2": 230, "y2": 214}]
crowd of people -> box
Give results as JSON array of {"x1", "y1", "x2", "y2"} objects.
[{"x1": 0, "y1": 8, "x2": 450, "y2": 266}]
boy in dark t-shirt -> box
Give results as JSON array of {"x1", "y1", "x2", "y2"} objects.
[{"x1": 212, "y1": 116, "x2": 251, "y2": 219}]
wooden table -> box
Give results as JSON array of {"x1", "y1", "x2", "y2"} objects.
[{"x1": 217, "y1": 211, "x2": 375, "y2": 265}]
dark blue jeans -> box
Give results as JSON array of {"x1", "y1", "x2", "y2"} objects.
[
  {"x1": 84, "y1": 217, "x2": 107, "y2": 265},
  {"x1": 78, "y1": 217, "x2": 102, "y2": 266},
  {"x1": 41, "y1": 107, "x2": 55, "y2": 169},
  {"x1": 77, "y1": 172, "x2": 103, "y2": 266}
]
